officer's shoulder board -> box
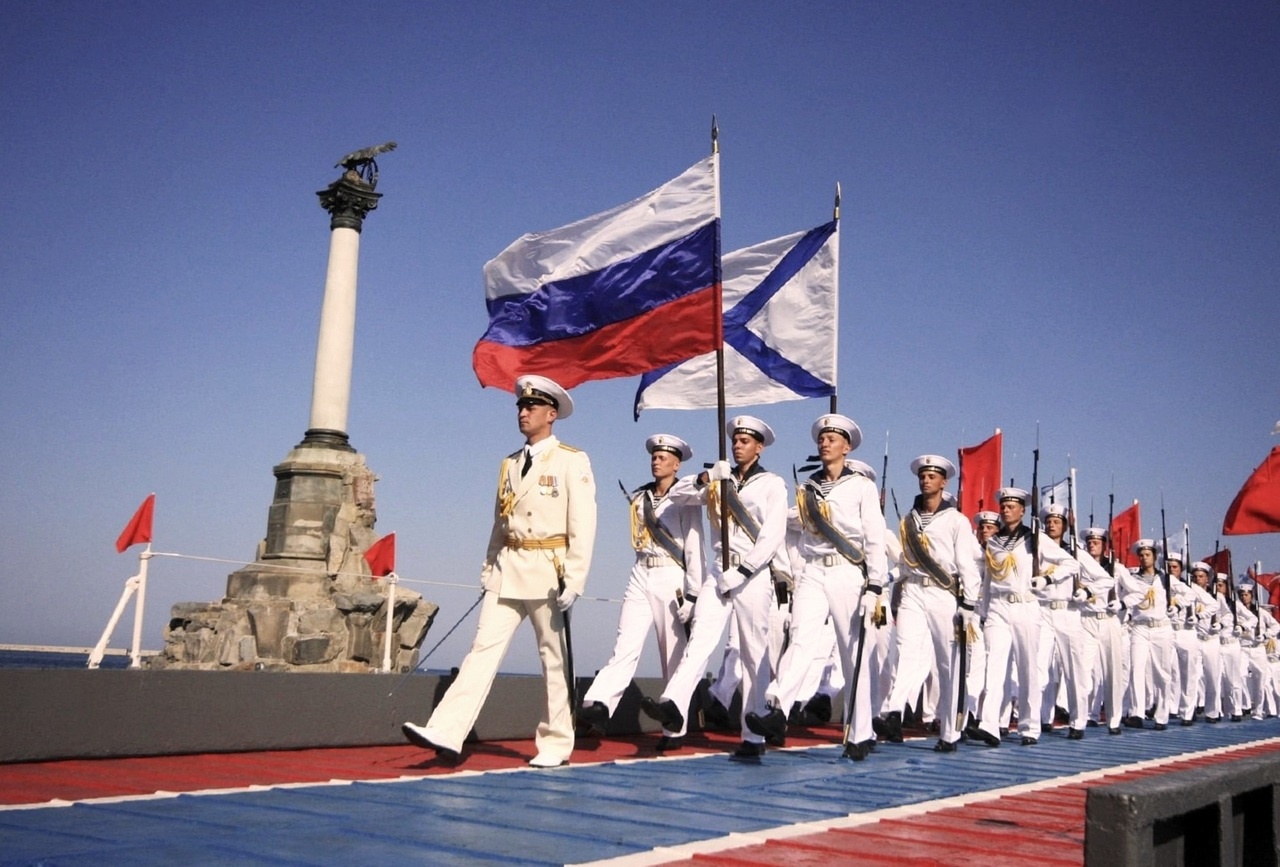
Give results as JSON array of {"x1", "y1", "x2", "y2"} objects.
[{"x1": 556, "y1": 443, "x2": 583, "y2": 453}]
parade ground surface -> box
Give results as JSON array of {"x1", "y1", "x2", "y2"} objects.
[{"x1": 2, "y1": 719, "x2": 1278, "y2": 865}]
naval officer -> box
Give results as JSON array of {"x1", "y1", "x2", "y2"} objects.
[{"x1": 403, "y1": 375, "x2": 597, "y2": 767}]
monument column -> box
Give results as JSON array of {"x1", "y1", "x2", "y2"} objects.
[{"x1": 300, "y1": 176, "x2": 381, "y2": 450}]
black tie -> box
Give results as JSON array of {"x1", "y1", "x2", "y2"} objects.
[{"x1": 521, "y1": 448, "x2": 533, "y2": 478}]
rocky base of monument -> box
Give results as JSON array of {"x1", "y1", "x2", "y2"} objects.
[{"x1": 150, "y1": 580, "x2": 437, "y2": 673}]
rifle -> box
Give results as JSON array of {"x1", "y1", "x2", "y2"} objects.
[
  {"x1": 1067, "y1": 467, "x2": 1082, "y2": 597},
  {"x1": 1030, "y1": 427, "x2": 1041, "y2": 581},
  {"x1": 1160, "y1": 494, "x2": 1171, "y2": 605},
  {"x1": 879, "y1": 432, "x2": 889, "y2": 516}
]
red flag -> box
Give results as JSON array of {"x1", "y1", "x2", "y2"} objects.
[
  {"x1": 115, "y1": 494, "x2": 155, "y2": 553},
  {"x1": 364, "y1": 532, "x2": 396, "y2": 578},
  {"x1": 1257, "y1": 572, "x2": 1280, "y2": 602},
  {"x1": 1110, "y1": 501, "x2": 1141, "y2": 568},
  {"x1": 958, "y1": 430, "x2": 1002, "y2": 519},
  {"x1": 1202, "y1": 548, "x2": 1232, "y2": 578},
  {"x1": 1223, "y1": 446, "x2": 1280, "y2": 535}
]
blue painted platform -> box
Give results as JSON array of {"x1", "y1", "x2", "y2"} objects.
[{"x1": 2, "y1": 719, "x2": 1277, "y2": 865}]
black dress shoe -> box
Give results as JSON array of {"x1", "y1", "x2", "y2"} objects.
[
  {"x1": 872, "y1": 716, "x2": 889, "y2": 739},
  {"x1": 1230, "y1": 714, "x2": 1243, "y2": 722},
  {"x1": 970, "y1": 726, "x2": 1000, "y2": 747},
  {"x1": 702, "y1": 697, "x2": 733, "y2": 729},
  {"x1": 1206, "y1": 716, "x2": 1220, "y2": 724},
  {"x1": 1086, "y1": 720, "x2": 1099, "y2": 727},
  {"x1": 804, "y1": 693, "x2": 833, "y2": 723},
  {"x1": 842, "y1": 739, "x2": 872, "y2": 761},
  {"x1": 1108, "y1": 726, "x2": 1122, "y2": 735},
  {"x1": 884, "y1": 710, "x2": 904, "y2": 743},
  {"x1": 1123, "y1": 715, "x2": 1145, "y2": 729},
  {"x1": 1020, "y1": 736, "x2": 1038, "y2": 746},
  {"x1": 933, "y1": 739, "x2": 958, "y2": 753},
  {"x1": 1154, "y1": 723, "x2": 1167, "y2": 731},
  {"x1": 401, "y1": 723, "x2": 460, "y2": 762},
  {"x1": 744, "y1": 707, "x2": 787, "y2": 746},
  {"x1": 1039, "y1": 722, "x2": 1052, "y2": 734},
  {"x1": 730, "y1": 740, "x2": 765, "y2": 761},
  {"x1": 655, "y1": 735, "x2": 684, "y2": 752},
  {"x1": 1180, "y1": 718, "x2": 1195, "y2": 727},
  {"x1": 641, "y1": 697, "x2": 685, "y2": 732},
  {"x1": 577, "y1": 701, "x2": 609, "y2": 736},
  {"x1": 1067, "y1": 727, "x2": 1084, "y2": 740}
]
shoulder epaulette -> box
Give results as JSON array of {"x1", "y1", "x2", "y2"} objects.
[{"x1": 556, "y1": 442, "x2": 583, "y2": 453}]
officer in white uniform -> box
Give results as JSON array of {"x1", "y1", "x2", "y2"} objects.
[
  {"x1": 877, "y1": 455, "x2": 980, "y2": 752},
  {"x1": 642, "y1": 416, "x2": 788, "y2": 760},
  {"x1": 972, "y1": 487, "x2": 1076, "y2": 746},
  {"x1": 743, "y1": 414, "x2": 886, "y2": 759},
  {"x1": 403, "y1": 375, "x2": 597, "y2": 767},
  {"x1": 1120, "y1": 539, "x2": 1174, "y2": 730},
  {"x1": 578, "y1": 434, "x2": 703, "y2": 751}
]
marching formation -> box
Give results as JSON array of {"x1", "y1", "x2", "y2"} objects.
[{"x1": 404, "y1": 374, "x2": 1279, "y2": 767}]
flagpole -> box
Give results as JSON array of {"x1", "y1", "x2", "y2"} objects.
[
  {"x1": 830, "y1": 182, "x2": 840, "y2": 415},
  {"x1": 128, "y1": 543, "x2": 153, "y2": 669},
  {"x1": 711, "y1": 116, "x2": 731, "y2": 572},
  {"x1": 383, "y1": 571, "x2": 398, "y2": 673}
]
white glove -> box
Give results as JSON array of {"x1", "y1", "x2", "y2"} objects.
[
  {"x1": 1234, "y1": 625, "x2": 1244, "y2": 637},
  {"x1": 1167, "y1": 606, "x2": 1179, "y2": 617},
  {"x1": 708, "y1": 460, "x2": 732, "y2": 482},
  {"x1": 859, "y1": 587, "x2": 881, "y2": 619},
  {"x1": 556, "y1": 588, "x2": 578, "y2": 612},
  {"x1": 1073, "y1": 587, "x2": 1090, "y2": 603},
  {"x1": 1107, "y1": 598, "x2": 1122, "y2": 614},
  {"x1": 676, "y1": 596, "x2": 695, "y2": 624},
  {"x1": 1030, "y1": 575, "x2": 1047, "y2": 592},
  {"x1": 955, "y1": 607, "x2": 980, "y2": 633}
]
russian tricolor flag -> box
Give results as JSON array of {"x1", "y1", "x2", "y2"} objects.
[{"x1": 472, "y1": 156, "x2": 722, "y2": 390}]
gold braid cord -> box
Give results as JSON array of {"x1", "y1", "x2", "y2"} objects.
[
  {"x1": 985, "y1": 546, "x2": 1015, "y2": 583},
  {"x1": 707, "y1": 483, "x2": 723, "y2": 533},
  {"x1": 630, "y1": 497, "x2": 650, "y2": 551},
  {"x1": 497, "y1": 457, "x2": 516, "y2": 518},
  {"x1": 1140, "y1": 587, "x2": 1156, "y2": 610}
]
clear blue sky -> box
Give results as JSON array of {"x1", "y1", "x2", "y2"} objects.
[{"x1": 3, "y1": 2, "x2": 1277, "y2": 674}]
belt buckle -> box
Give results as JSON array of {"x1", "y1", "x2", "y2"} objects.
[{"x1": 822, "y1": 553, "x2": 838, "y2": 567}]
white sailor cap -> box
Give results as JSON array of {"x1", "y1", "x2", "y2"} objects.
[
  {"x1": 909, "y1": 454, "x2": 956, "y2": 479},
  {"x1": 997, "y1": 487, "x2": 1029, "y2": 505},
  {"x1": 1239, "y1": 581, "x2": 1256, "y2": 593},
  {"x1": 976, "y1": 510, "x2": 1000, "y2": 526},
  {"x1": 1164, "y1": 549, "x2": 1185, "y2": 563},
  {"x1": 1043, "y1": 503, "x2": 1069, "y2": 519},
  {"x1": 1083, "y1": 527, "x2": 1108, "y2": 541},
  {"x1": 1216, "y1": 573, "x2": 1229, "y2": 583},
  {"x1": 845, "y1": 458, "x2": 877, "y2": 484},
  {"x1": 1190, "y1": 561, "x2": 1212, "y2": 573},
  {"x1": 514, "y1": 374, "x2": 573, "y2": 419},
  {"x1": 1131, "y1": 538, "x2": 1157, "y2": 555},
  {"x1": 645, "y1": 434, "x2": 691, "y2": 461},
  {"x1": 728, "y1": 415, "x2": 775, "y2": 446},
  {"x1": 810, "y1": 414, "x2": 862, "y2": 449}
]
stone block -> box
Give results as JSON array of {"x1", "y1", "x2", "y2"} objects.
[
  {"x1": 248, "y1": 601, "x2": 292, "y2": 658},
  {"x1": 286, "y1": 634, "x2": 336, "y2": 665}
]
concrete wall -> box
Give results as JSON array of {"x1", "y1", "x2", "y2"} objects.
[{"x1": 1, "y1": 669, "x2": 670, "y2": 763}]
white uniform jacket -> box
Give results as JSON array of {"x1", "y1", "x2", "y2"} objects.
[
  {"x1": 895, "y1": 500, "x2": 980, "y2": 605},
  {"x1": 982, "y1": 525, "x2": 1077, "y2": 598},
  {"x1": 670, "y1": 463, "x2": 787, "y2": 594},
  {"x1": 1120, "y1": 570, "x2": 1173, "y2": 624},
  {"x1": 794, "y1": 470, "x2": 888, "y2": 590},
  {"x1": 481, "y1": 436, "x2": 597, "y2": 599},
  {"x1": 629, "y1": 482, "x2": 706, "y2": 599}
]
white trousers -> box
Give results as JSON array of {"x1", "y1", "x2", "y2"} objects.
[
  {"x1": 421, "y1": 591, "x2": 572, "y2": 761},
  {"x1": 885, "y1": 582, "x2": 961, "y2": 742},
  {"x1": 1082, "y1": 613, "x2": 1125, "y2": 729},
  {"x1": 582, "y1": 562, "x2": 687, "y2": 735},
  {"x1": 1129, "y1": 620, "x2": 1174, "y2": 725},
  {"x1": 980, "y1": 597, "x2": 1041, "y2": 738},
  {"x1": 1039, "y1": 607, "x2": 1089, "y2": 730}
]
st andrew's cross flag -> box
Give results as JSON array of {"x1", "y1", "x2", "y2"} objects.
[
  {"x1": 473, "y1": 157, "x2": 721, "y2": 391},
  {"x1": 633, "y1": 220, "x2": 838, "y2": 417}
]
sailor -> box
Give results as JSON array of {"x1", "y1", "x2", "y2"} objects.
[
  {"x1": 1217, "y1": 574, "x2": 1246, "y2": 721},
  {"x1": 402, "y1": 375, "x2": 597, "y2": 767},
  {"x1": 578, "y1": 434, "x2": 703, "y2": 751},
  {"x1": 642, "y1": 415, "x2": 788, "y2": 760},
  {"x1": 1188, "y1": 562, "x2": 1228, "y2": 722},
  {"x1": 1078, "y1": 528, "x2": 1126, "y2": 734},
  {"x1": 1037, "y1": 504, "x2": 1088, "y2": 738},
  {"x1": 743, "y1": 414, "x2": 887, "y2": 759},
  {"x1": 1119, "y1": 539, "x2": 1175, "y2": 730},
  {"x1": 963, "y1": 511, "x2": 1000, "y2": 727},
  {"x1": 875, "y1": 455, "x2": 979, "y2": 753},
  {"x1": 1163, "y1": 550, "x2": 1202, "y2": 725},
  {"x1": 971, "y1": 487, "x2": 1075, "y2": 747},
  {"x1": 1235, "y1": 581, "x2": 1272, "y2": 719}
]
